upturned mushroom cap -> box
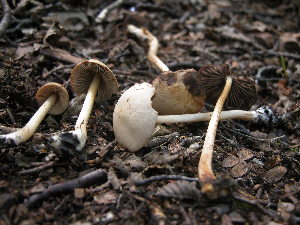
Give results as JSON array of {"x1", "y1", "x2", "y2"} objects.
[
  {"x1": 71, "y1": 59, "x2": 118, "y2": 102},
  {"x1": 199, "y1": 64, "x2": 257, "y2": 110},
  {"x1": 113, "y1": 83, "x2": 158, "y2": 152},
  {"x1": 35, "y1": 82, "x2": 69, "y2": 115},
  {"x1": 152, "y1": 69, "x2": 206, "y2": 115}
]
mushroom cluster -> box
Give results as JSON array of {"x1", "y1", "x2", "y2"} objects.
[
  {"x1": 115, "y1": 24, "x2": 279, "y2": 196},
  {"x1": 0, "y1": 82, "x2": 69, "y2": 147},
  {"x1": 113, "y1": 81, "x2": 274, "y2": 152}
]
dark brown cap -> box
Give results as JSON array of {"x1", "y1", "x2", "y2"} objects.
[
  {"x1": 152, "y1": 69, "x2": 206, "y2": 115},
  {"x1": 35, "y1": 82, "x2": 69, "y2": 115},
  {"x1": 70, "y1": 59, "x2": 118, "y2": 102},
  {"x1": 199, "y1": 64, "x2": 257, "y2": 110}
]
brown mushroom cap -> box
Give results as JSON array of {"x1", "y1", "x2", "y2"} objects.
[
  {"x1": 70, "y1": 59, "x2": 118, "y2": 102},
  {"x1": 152, "y1": 69, "x2": 206, "y2": 115},
  {"x1": 35, "y1": 82, "x2": 69, "y2": 115},
  {"x1": 199, "y1": 64, "x2": 257, "y2": 110}
]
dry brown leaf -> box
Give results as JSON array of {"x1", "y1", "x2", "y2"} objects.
[
  {"x1": 230, "y1": 161, "x2": 249, "y2": 178},
  {"x1": 263, "y1": 166, "x2": 287, "y2": 183},
  {"x1": 156, "y1": 181, "x2": 202, "y2": 202},
  {"x1": 237, "y1": 149, "x2": 254, "y2": 161},
  {"x1": 222, "y1": 155, "x2": 240, "y2": 168},
  {"x1": 93, "y1": 190, "x2": 118, "y2": 205},
  {"x1": 279, "y1": 33, "x2": 300, "y2": 53}
]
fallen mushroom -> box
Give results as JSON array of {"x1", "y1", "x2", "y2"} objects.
[
  {"x1": 0, "y1": 82, "x2": 69, "y2": 147},
  {"x1": 48, "y1": 59, "x2": 118, "y2": 155},
  {"x1": 113, "y1": 82, "x2": 274, "y2": 152},
  {"x1": 152, "y1": 69, "x2": 206, "y2": 115},
  {"x1": 197, "y1": 64, "x2": 257, "y2": 194},
  {"x1": 128, "y1": 24, "x2": 169, "y2": 72},
  {"x1": 128, "y1": 24, "x2": 206, "y2": 115}
]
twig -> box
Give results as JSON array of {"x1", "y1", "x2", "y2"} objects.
[
  {"x1": 134, "y1": 175, "x2": 199, "y2": 186},
  {"x1": 25, "y1": 169, "x2": 107, "y2": 208},
  {"x1": 251, "y1": 50, "x2": 300, "y2": 60},
  {"x1": 233, "y1": 193, "x2": 278, "y2": 219},
  {"x1": 6, "y1": 107, "x2": 16, "y2": 124},
  {"x1": 95, "y1": 0, "x2": 124, "y2": 23},
  {"x1": 127, "y1": 24, "x2": 169, "y2": 72},
  {"x1": 0, "y1": 125, "x2": 18, "y2": 134},
  {"x1": 40, "y1": 48, "x2": 84, "y2": 64},
  {"x1": 0, "y1": 0, "x2": 11, "y2": 37},
  {"x1": 42, "y1": 64, "x2": 75, "y2": 79},
  {"x1": 18, "y1": 161, "x2": 67, "y2": 175}
]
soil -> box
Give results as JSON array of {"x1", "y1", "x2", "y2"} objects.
[{"x1": 0, "y1": 0, "x2": 300, "y2": 224}]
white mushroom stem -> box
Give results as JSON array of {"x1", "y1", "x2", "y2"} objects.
[
  {"x1": 127, "y1": 24, "x2": 169, "y2": 72},
  {"x1": 198, "y1": 76, "x2": 233, "y2": 183},
  {"x1": 157, "y1": 110, "x2": 254, "y2": 124},
  {"x1": 0, "y1": 94, "x2": 57, "y2": 145},
  {"x1": 73, "y1": 75, "x2": 101, "y2": 149}
]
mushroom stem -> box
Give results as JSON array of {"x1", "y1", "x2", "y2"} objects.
[
  {"x1": 156, "y1": 110, "x2": 254, "y2": 123},
  {"x1": 75, "y1": 75, "x2": 100, "y2": 130},
  {"x1": 198, "y1": 76, "x2": 233, "y2": 184},
  {"x1": 0, "y1": 94, "x2": 57, "y2": 145},
  {"x1": 127, "y1": 24, "x2": 169, "y2": 72},
  {"x1": 72, "y1": 75, "x2": 101, "y2": 150}
]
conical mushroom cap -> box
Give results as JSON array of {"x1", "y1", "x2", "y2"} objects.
[
  {"x1": 113, "y1": 83, "x2": 158, "y2": 152},
  {"x1": 35, "y1": 82, "x2": 69, "y2": 115},
  {"x1": 152, "y1": 69, "x2": 205, "y2": 115},
  {"x1": 71, "y1": 59, "x2": 118, "y2": 102},
  {"x1": 199, "y1": 64, "x2": 257, "y2": 110}
]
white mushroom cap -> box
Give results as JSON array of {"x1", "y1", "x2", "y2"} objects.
[{"x1": 113, "y1": 83, "x2": 158, "y2": 152}]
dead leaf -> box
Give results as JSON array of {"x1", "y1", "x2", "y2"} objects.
[
  {"x1": 255, "y1": 32, "x2": 275, "y2": 49},
  {"x1": 230, "y1": 161, "x2": 249, "y2": 178},
  {"x1": 263, "y1": 166, "x2": 287, "y2": 183},
  {"x1": 74, "y1": 188, "x2": 85, "y2": 198},
  {"x1": 228, "y1": 211, "x2": 246, "y2": 223},
  {"x1": 277, "y1": 80, "x2": 292, "y2": 97},
  {"x1": 93, "y1": 190, "x2": 118, "y2": 205},
  {"x1": 45, "y1": 12, "x2": 89, "y2": 31},
  {"x1": 156, "y1": 181, "x2": 202, "y2": 202},
  {"x1": 237, "y1": 149, "x2": 254, "y2": 161},
  {"x1": 222, "y1": 155, "x2": 240, "y2": 168},
  {"x1": 277, "y1": 201, "x2": 295, "y2": 222},
  {"x1": 279, "y1": 33, "x2": 300, "y2": 53}
]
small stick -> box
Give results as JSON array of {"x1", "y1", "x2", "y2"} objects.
[
  {"x1": 127, "y1": 24, "x2": 169, "y2": 72},
  {"x1": 95, "y1": 0, "x2": 124, "y2": 23},
  {"x1": 40, "y1": 48, "x2": 84, "y2": 64},
  {"x1": 134, "y1": 175, "x2": 199, "y2": 186},
  {"x1": 0, "y1": 0, "x2": 11, "y2": 37},
  {"x1": 18, "y1": 161, "x2": 67, "y2": 175},
  {"x1": 25, "y1": 169, "x2": 107, "y2": 208}
]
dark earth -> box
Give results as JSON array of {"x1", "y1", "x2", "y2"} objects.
[{"x1": 0, "y1": 0, "x2": 300, "y2": 224}]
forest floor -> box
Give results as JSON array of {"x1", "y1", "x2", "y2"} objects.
[{"x1": 0, "y1": 0, "x2": 300, "y2": 224}]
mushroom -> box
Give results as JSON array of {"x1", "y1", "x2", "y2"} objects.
[
  {"x1": 113, "y1": 82, "x2": 274, "y2": 152},
  {"x1": 197, "y1": 64, "x2": 257, "y2": 193},
  {"x1": 127, "y1": 24, "x2": 169, "y2": 72},
  {"x1": 128, "y1": 24, "x2": 206, "y2": 115},
  {"x1": 113, "y1": 83, "x2": 158, "y2": 152},
  {"x1": 152, "y1": 69, "x2": 205, "y2": 115},
  {"x1": 0, "y1": 82, "x2": 69, "y2": 147},
  {"x1": 48, "y1": 59, "x2": 118, "y2": 154}
]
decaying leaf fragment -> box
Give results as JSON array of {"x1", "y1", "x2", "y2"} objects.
[{"x1": 156, "y1": 181, "x2": 202, "y2": 202}]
